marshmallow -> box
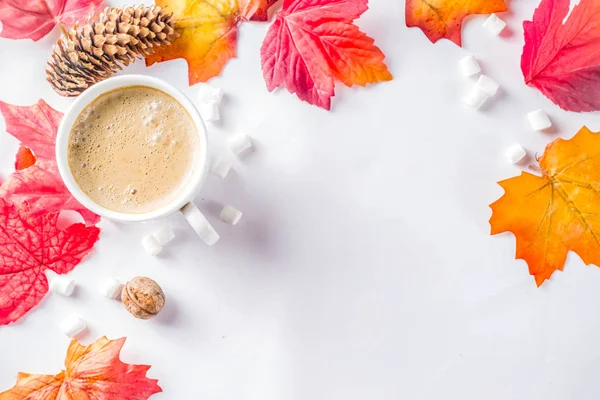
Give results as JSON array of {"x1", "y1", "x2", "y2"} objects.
[
  {"x1": 49, "y1": 276, "x2": 75, "y2": 297},
  {"x1": 464, "y1": 86, "x2": 489, "y2": 110},
  {"x1": 98, "y1": 276, "x2": 124, "y2": 300},
  {"x1": 476, "y1": 75, "x2": 499, "y2": 96},
  {"x1": 459, "y1": 55, "x2": 481, "y2": 77},
  {"x1": 210, "y1": 158, "x2": 231, "y2": 179},
  {"x1": 181, "y1": 203, "x2": 220, "y2": 246},
  {"x1": 506, "y1": 143, "x2": 527, "y2": 164},
  {"x1": 228, "y1": 133, "x2": 253, "y2": 158},
  {"x1": 527, "y1": 109, "x2": 552, "y2": 131},
  {"x1": 199, "y1": 84, "x2": 223, "y2": 104},
  {"x1": 483, "y1": 13, "x2": 506, "y2": 36},
  {"x1": 142, "y1": 235, "x2": 163, "y2": 256},
  {"x1": 220, "y1": 205, "x2": 243, "y2": 225},
  {"x1": 60, "y1": 314, "x2": 87, "y2": 338},
  {"x1": 199, "y1": 103, "x2": 220, "y2": 122},
  {"x1": 153, "y1": 225, "x2": 175, "y2": 246}
]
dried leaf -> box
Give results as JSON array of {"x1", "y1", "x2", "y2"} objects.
[
  {"x1": 15, "y1": 146, "x2": 36, "y2": 171},
  {"x1": 521, "y1": 0, "x2": 600, "y2": 112},
  {"x1": 405, "y1": 0, "x2": 507, "y2": 46},
  {"x1": 260, "y1": 0, "x2": 392, "y2": 110},
  {"x1": 0, "y1": 100, "x2": 100, "y2": 225},
  {"x1": 490, "y1": 127, "x2": 600, "y2": 286},
  {"x1": 0, "y1": 0, "x2": 103, "y2": 42},
  {"x1": 0, "y1": 160, "x2": 100, "y2": 226},
  {"x1": 0, "y1": 336, "x2": 161, "y2": 399},
  {"x1": 146, "y1": 0, "x2": 263, "y2": 85},
  {"x1": 0, "y1": 199, "x2": 99, "y2": 325}
]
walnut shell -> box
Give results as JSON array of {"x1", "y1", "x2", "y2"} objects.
[{"x1": 121, "y1": 276, "x2": 165, "y2": 319}]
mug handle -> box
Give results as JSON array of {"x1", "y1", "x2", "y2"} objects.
[{"x1": 181, "y1": 202, "x2": 220, "y2": 245}]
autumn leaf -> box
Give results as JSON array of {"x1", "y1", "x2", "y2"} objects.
[
  {"x1": 15, "y1": 146, "x2": 36, "y2": 171},
  {"x1": 0, "y1": 0, "x2": 103, "y2": 41},
  {"x1": 490, "y1": 127, "x2": 600, "y2": 286},
  {"x1": 405, "y1": 0, "x2": 507, "y2": 46},
  {"x1": 0, "y1": 336, "x2": 162, "y2": 399},
  {"x1": 521, "y1": 0, "x2": 600, "y2": 112},
  {"x1": 0, "y1": 99, "x2": 100, "y2": 225},
  {"x1": 260, "y1": 0, "x2": 392, "y2": 110},
  {"x1": 146, "y1": 0, "x2": 265, "y2": 85},
  {"x1": 0, "y1": 199, "x2": 99, "y2": 325},
  {"x1": 248, "y1": 0, "x2": 278, "y2": 21}
]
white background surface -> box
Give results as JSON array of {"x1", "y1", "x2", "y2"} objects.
[{"x1": 2, "y1": 0, "x2": 600, "y2": 398}]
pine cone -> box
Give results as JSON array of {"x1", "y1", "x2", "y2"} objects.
[{"x1": 46, "y1": 5, "x2": 177, "y2": 97}]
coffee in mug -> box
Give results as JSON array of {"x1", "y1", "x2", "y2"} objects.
[{"x1": 68, "y1": 86, "x2": 200, "y2": 214}]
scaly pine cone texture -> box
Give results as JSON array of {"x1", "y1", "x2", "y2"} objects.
[{"x1": 46, "y1": 5, "x2": 177, "y2": 97}]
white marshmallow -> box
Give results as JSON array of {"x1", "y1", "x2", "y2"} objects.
[
  {"x1": 220, "y1": 205, "x2": 243, "y2": 225},
  {"x1": 505, "y1": 143, "x2": 527, "y2": 164},
  {"x1": 141, "y1": 235, "x2": 163, "y2": 256},
  {"x1": 527, "y1": 109, "x2": 552, "y2": 131},
  {"x1": 49, "y1": 276, "x2": 75, "y2": 297},
  {"x1": 476, "y1": 75, "x2": 499, "y2": 96},
  {"x1": 483, "y1": 13, "x2": 506, "y2": 36},
  {"x1": 210, "y1": 158, "x2": 231, "y2": 179},
  {"x1": 153, "y1": 225, "x2": 175, "y2": 246},
  {"x1": 98, "y1": 276, "x2": 124, "y2": 300},
  {"x1": 464, "y1": 86, "x2": 489, "y2": 110},
  {"x1": 198, "y1": 84, "x2": 223, "y2": 104},
  {"x1": 199, "y1": 103, "x2": 220, "y2": 122},
  {"x1": 459, "y1": 55, "x2": 481, "y2": 77},
  {"x1": 181, "y1": 203, "x2": 220, "y2": 246},
  {"x1": 228, "y1": 133, "x2": 253, "y2": 158},
  {"x1": 60, "y1": 314, "x2": 87, "y2": 338}
]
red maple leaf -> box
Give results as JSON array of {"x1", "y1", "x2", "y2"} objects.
[
  {"x1": 0, "y1": 336, "x2": 162, "y2": 399},
  {"x1": 522, "y1": 0, "x2": 600, "y2": 112},
  {"x1": 0, "y1": 0, "x2": 103, "y2": 41},
  {"x1": 260, "y1": 0, "x2": 392, "y2": 110},
  {"x1": 0, "y1": 99, "x2": 100, "y2": 225},
  {"x1": 0, "y1": 199, "x2": 99, "y2": 325},
  {"x1": 15, "y1": 146, "x2": 36, "y2": 171}
]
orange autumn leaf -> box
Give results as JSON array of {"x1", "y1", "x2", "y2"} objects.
[
  {"x1": 146, "y1": 0, "x2": 271, "y2": 85},
  {"x1": 490, "y1": 127, "x2": 600, "y2": 286},
  {"x1": 0, "y1": 337, "x2": 161, "y2": 399},
  {"x1": 406, "y1": 0, "x2": 507, "y2": 46}
]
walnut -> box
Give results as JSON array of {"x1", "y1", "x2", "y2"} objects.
[{"x1": 121, "y1": 276, "x2": 165, "y2": 319}]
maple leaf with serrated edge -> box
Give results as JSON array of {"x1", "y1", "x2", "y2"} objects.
[
  {"x1": 405, "y1": 0, "x2": 507, "y2": 46},
  {"x1": 522, "y1": 0, "x2": 600, "y2": 112},
  {"x1": 0, "y1": 336, "x2": 161, "y2": 399},
  {"x1": 260, "y1": 0, "x2": 392, "y2": 110},
  {"x1": 145, "y1": 0, "x2": 276, "y2": 85},
  {"x1": 0, "y1": 199, "x2": 99, "y2": 325},
  {"x1": 0, "y1": 99, "x2": 100, "y2": 225},
  {"x1": 490, "y1": 127, "x2": 600, "y2": 286},
  {"x1": 0, "y1": 0, "x2": 103, "y2": 41}
]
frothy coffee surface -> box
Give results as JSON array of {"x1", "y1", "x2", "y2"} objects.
[{"x1": 68, "y1": 86, "x2": 199, "y2": 214}]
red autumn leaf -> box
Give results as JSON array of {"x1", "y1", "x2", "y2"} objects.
[
  {"x1": 522, "y1": 0, "x2": 600, "y2": 112},
  {"x1": 405, "y1": 0, "x2": 507, "y2": 46},
  {"x1": 0, "y1": 199, "x2": 99, "y2": 325},
  {"x1": 0, "y1": 160, "x2": 100, "y2": 226},
  {"x1": 260, "y1": 0, "x2": 392, "y2": 110},
  {"x1": 248, "y1": 0, "x2": 278, "y2": 21},
  {"x1": 0, "y1": 336, "x2": 162, "y2": 399},
  {"x1": 0, "y1": 99, "x2": 100, "y2": 225},
  {"x1": 15, "y1": 146, "x2": 36, "y2": 171},
  {"x1": 0, "y1": 0, "x2": 103, "y2": 41},
  {"x1": 0, "y1": 99, "x2": 61, "y2": 162}
]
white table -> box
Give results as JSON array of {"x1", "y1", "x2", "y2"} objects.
[{"x1": 2, "y1": 1, "x2": 600, "y2": 398}]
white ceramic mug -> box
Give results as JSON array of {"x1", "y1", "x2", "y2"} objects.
[{"x1": 56, "y1": 75, "x2": 219, "y2": 245}]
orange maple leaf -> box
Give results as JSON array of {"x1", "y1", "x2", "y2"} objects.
[
  {"x1": 490, "y1": 127, "x2": 600, "y2": 286},
  {"x1": 0, "y1": 337, "x2": 161, "y2": 399},
  {"x1": 146, "y1": 0, "x2": 272, "y2": 85},
  {"x1": 405, "y1": 0, "x2": 507, "y2": 46}
]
